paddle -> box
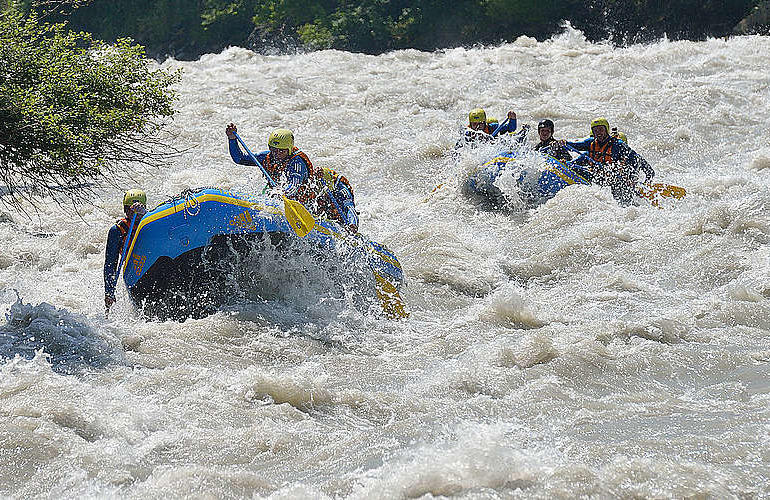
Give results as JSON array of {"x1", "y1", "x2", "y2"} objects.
[
  {"x1": 323, "y1": 181, "x2": 409, "y2": 319},
  {"x1": 636, "y1": 182, "x2": 686, "y2": 207},
  {"x1": 563, "y1": 143, "x2": 686, "y2": 203},
  {"x1": 491, "y1": 117, "x2": 511, "y2": 137},
  {"x1": 232, "y1": 131, "x2": 316, "y2": 237}
]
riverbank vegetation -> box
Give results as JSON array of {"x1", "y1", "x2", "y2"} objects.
[
  {"x1": 0, "y1": 5, "x2": 179, "y2": 211},
  {"x1": 7, "y1": 0, "x2": 765, "y2": 60}
]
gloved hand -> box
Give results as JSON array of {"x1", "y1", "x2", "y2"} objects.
[
  {"x1": 105, "y1": 294, "x2": 115, "y2": 317},
  {"x1": 225, "y1": 123, "x2": 237, "y2": 140},
  {"x1": 130, "y1": 202, "x2": 147, "y2": 218}
]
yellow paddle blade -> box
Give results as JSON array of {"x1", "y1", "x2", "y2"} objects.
[
  {"x1": 282, "y1": 196, "x2": 315, "y2": 237},
  {"x1": 374, "y1": 272, "x2": 409, "y2": 319},
  {"x1": 637, "y1": 182, "x2": 687, "y2": 207},
  {"x1": 657, "y1": 183, "x2": 686, "y2": 199}
]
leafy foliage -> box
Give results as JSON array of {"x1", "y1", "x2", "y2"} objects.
[
  {"x1": 0, "y1": 9, "x2": 180, "y2": 211},
  {"x1": 27, "y1": 0, "x2": 764, "y2": 59},
  {"x1": 12, "y1": 0, "x2": 756, "y2": 59}
]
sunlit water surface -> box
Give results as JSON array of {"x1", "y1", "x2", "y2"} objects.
[{"x1": 1, "y1": 27, "x2": 769, "y2": 498}]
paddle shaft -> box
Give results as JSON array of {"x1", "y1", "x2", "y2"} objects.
[
  {"x1": 232, "y1": 131, "x2": 277, "y2": 187},
  {"x1": 117, "y1": 212, "x2": 139, "y2": 279},
  {"x1": 491, "y1": 117, "x2": 510, "y2": 137}
]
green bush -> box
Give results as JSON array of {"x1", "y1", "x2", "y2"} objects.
[{"x1": 0, "y1": 10, "x2": 179, "y2": 212}]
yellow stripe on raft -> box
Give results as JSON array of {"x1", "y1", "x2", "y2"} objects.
[
  {"x1": 482, "y1": 156, "x2": 516, "y2": 168},
  {"x1": 122, "y1": 192, "x2": 279, "y2": 273},
  {"x1": 374, "y1": 272, "x2": 409, "y2": 319},
  {"x1": 122, "y1": 191, "x2": 403, "y2": 275},
  {"x1": 544, "y1": 165, "x2": 574, "y2": 185}
]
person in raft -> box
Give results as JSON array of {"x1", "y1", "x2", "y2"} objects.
[
  {"x1": 225, "y1": 123, "x2": 359, "y2": 232},
  {"x1": 455, "y1": 108, "x2": 524, "y2": 148},
  {"x1": 560, "y1": 117, "x2": 655, "y2": 205},
  {"x1": 532, "y1": 119, "x2": 573, "y2": 164},
  {"x1": 104, "y1": 189, "x2": 147, "y2": 316}
]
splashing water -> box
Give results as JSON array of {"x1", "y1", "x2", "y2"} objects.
[{"x1": 1, "y1": 26, "x2": 769, "y2": 498}]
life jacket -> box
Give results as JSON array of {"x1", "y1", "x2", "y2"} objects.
[
  {"x1": 115, "y1": 217, "x2": 130, "y2": 246},
  {"x1": 262, "y1": 147, "x2": 319, "y2": 204},
  {"x1": 317, "y1": 167, "x2": 355, "y2": 224},
  {"x1": 467, "y1": 123, "x2": 493, "y2": 135},
  {"x1": 589, "y1": 137, "x2": 638, "y2": 190},
  {"x1": 589, "y1": 137, "x2": 615, "y2": 164}
]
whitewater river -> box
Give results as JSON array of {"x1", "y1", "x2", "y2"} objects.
[{"x1": 2, "y1": 27, "x2": 769, "y2": 498}]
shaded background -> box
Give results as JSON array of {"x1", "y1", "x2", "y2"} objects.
[{"x1": 7, "y1": 0, "x2": 770, "y2": 59}]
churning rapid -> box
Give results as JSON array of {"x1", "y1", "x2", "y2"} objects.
[{"x1": 2, "y1": 26, "x2": 769, "y2": 498}]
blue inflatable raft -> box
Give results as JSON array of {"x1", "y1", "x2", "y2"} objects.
[
  {"x1": 120, "y1": 187, "x2": 406, "y2": 320},
  {"x1": 465, "y1": 150, "x2": 591, "y2": 206}
]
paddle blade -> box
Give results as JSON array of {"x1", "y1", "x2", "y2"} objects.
[
  {"x1": 637, "y1": 183, "x2": 686, "y2": 207},
  {"x1": 657, "y1": 183, "x2": 686, "y2": 199},
  {"x1": 373, "y1": 272, "x2": 409, "y2": 319},
  {"x1": 282, "y1": 197, "x2": 315, "y2": 237}
]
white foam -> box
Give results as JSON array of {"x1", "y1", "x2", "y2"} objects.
[{"x1": 2, "y1": 27, "x2": 769, "y2": 497}]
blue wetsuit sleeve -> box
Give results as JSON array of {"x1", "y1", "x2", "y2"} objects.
[
  {"x1": 103, "y1": 225, "x2": 122, "y2": 298},
  {"x1": 229, "y1": 138, "x2": 255, "y2": 165},
  {"x1": 502, "y1": 118, "x2": 517, "y2": 134},
  {"x1": 638, "y1": 155, "x2": 655, "y2": 182},
  {"x1": 335, "y1": 183, "x2": 358, "y2": 226},
  {"x1": 566, "y1": 138, "x2": 593, "y2": 151},
  {"x1": 283, "y1": 155, "x2": 309, "y2": 197},
  {"x1": 616, "y1": 142, "x2": 655, "y2": 182}
]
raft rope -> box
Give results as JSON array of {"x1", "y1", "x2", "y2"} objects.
[
  {"x1": 162, "y1": 187, "x2": 212, "y2": 219},
  {"x1": 181, "y1": 188, "x2": 201, "y2": 218}
]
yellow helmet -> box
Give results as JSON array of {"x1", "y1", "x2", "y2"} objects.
[
  {"x1": 321, "y1": 167, "x2": 338, "y2": 187},
  {"x1": 487, "y1": 116, "x2": 499, "y2": 126},
  {"x1": 268, "y1": 128, "x2": 294, "y2": 150},
  {"x1": 590, "y1": 117, "x2": 610, "y2": 134},
  {"x1": 468, "y1": 108, "x2": 486, "y2": 124},
  {"x1": 616, "y1": 131, "x2": 628, "y2": 144},
  {"x1": 123, "y1": 189, "x2": 146, "y2": 207}
]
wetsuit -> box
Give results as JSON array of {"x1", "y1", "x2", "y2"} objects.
[
  {"x1": 566, "y1": 136, "x2": 655, "y2": 204},
  {"x1": 103, "y1": 218, "x2": 129, "y2": 302},
  {"x1": 229, "y1": 139, "x2": 309, "y2": 198},
  {"x1": 455, "y1": 117, "x2": 518, "y2": 149}
]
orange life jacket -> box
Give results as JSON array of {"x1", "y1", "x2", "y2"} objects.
[
  {"x1": 589, "y1": 138, "x2": 614, "y2": 164},
  {"x1": 467, "y1": 123, "x2": 493, "y2": 135},
  {"x1": 115, "y1": 217, "x2": 130, "y2": 245},
  {"x1": 262, "y1": 147, "x2": 319, "y2": 204}
]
